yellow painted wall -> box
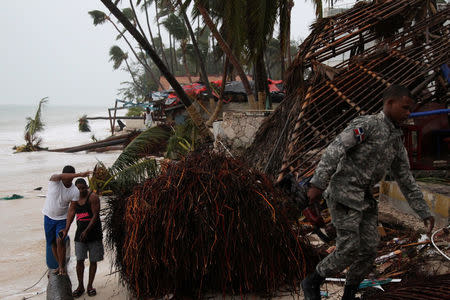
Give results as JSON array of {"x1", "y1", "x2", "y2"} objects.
[{"x1": 380, "y1": 181, "x2": 449, "y2": 218}]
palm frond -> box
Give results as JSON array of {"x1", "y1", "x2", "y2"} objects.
[
  {"x1": 78, "y1": 115, "x2": 91, "y2": 132},
  {"x1": 311, "y1": 0, "x2": 324, "y2": 18},
  {"x1": 109, "y1": 45, "x2": 127, "y2": 69},
  {"x1": 88, "y1": 10, "x2": 108, "y2": 25},
  {"x1": 140, "y1": 0, "x2": 155, "y2": 12},
  {"x1": 111, "y1": 125, "x2": 172, "y2": 172},
  {"x1": 162, "y1": 13, "x2": 188, "y2": 41},
  {"x1": 108, "y1": 158, "x2": 159, "y2": 196},
  {"x1": 24, "y1": 97, "x2": 48, "y2": 145},
  {"x1": 122, "y1": 8, "x2": 135, "y2": 21},
  {"x1": 165, "y1": 119, "x2": 198, "y2": 159}
]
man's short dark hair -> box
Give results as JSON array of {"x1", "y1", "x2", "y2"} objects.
[
  {"x1": 75, "y1": 178, "x2": 87, "y2": 186},
  {"x1": 62, "y1": 165, "x2": 75, "y2": 173},
  {"x1": 382, "y1": 85, "x2": 413, "y2": 103}
]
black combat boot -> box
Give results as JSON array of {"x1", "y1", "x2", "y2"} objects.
[
  {"x1": 301, "y1": 270, "x2": 325, "y2": 300},
  {"x1": 341, "y1": 284, "x2": 360, "y2": 300}
]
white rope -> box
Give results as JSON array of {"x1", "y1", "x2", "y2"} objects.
[
  {"x1": 430, "y1": 225, "x2": 450, "y2": 261},
  {"x1": 22, "y1": 268, "x2": 48, "y2": 292}
]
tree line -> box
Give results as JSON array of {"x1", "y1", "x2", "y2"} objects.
[{"x1": 93, "y1": 0, "x2": 332, "y2": 138}]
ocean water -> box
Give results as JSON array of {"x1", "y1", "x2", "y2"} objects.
[
  {"x1": 0, "y1": 104, "x2": 125, "y2": 299},
  {"x1": 0, "y1": 104, "x2": 124, "y2": 194}
]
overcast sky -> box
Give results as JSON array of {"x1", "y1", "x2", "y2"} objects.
[{"x1": 0, "y1": 0, "x2": 321, "y2": 107}]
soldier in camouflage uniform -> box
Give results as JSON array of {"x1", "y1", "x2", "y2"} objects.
[{"x1": 301, "y1": 85, "x2": 435, "y2": 300}]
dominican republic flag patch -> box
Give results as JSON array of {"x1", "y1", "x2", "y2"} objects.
[{"x1": 353, "y1": 127, "x2": 365, "y2": 142}]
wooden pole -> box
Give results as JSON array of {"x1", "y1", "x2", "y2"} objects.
[{"x1": 112, "y1": 100, "x2": 118, "y2": 135}]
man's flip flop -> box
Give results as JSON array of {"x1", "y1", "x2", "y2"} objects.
[
  {"x1": 87, "y1": 288, "x2": 97, "y2": 297},
  {"x1": 72, "y1": 288, "x2": 85, "y2": 298}
]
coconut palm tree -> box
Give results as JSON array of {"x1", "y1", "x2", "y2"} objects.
[
  {"x1": 100, "y1": 0, "x2": 212, "y2": 140},
  {"x1": 174, "y1": 0, "x2": 215, "y2": 110},
  {"x1": 17, "y1": 97, "x2": 48, "y2": 152},
  {"x1": 279, "y1": 0, "x2": 294, "y2": 79},
  {"x1": 194, "y1": 0, "x2": 257, "y2": 108},
  {"x1": 88, "y1": 9, "x2": 161, "y2": 90},
  {"x1": 162, "y1": 13, "x2": 192, "y2": 82},
  {"x1": 78, "y1": 115, "x2": 91, "y2": 132},
  {"x1": 244, "y1": 0, "x2": 279, "y2": 110},
  {"x1": 110, "y1": 45, "x2": 147, "y2": 94}
]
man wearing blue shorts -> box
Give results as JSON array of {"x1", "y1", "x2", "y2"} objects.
[{"x1": 42, "y1": 165, "x2": 90, "y2": 275}]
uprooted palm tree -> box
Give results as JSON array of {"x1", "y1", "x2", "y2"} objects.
[
  {"x1": 14, "y1": 97, "x2": 48, "y2": 152},
  {"x1": 90, "y1": 125, "x2": 171, "y2": 197},
  {"x1": 90, "y1": 121, "x2": 199, "y2": 197}
]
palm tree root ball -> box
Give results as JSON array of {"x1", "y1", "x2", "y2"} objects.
[{"x1": 106, "y1": 150, "x2": 319, "y2": 299}]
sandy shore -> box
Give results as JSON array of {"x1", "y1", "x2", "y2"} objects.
[{"x1": 0, "y1": 153, "x2": 131, "y2": 300}]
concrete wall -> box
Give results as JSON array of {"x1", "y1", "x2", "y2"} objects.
[
  {"x1": 213, "y1": 111, "x2": 266, "y2": 154},
  {"x1": 380, "y1": 181, "x2": 449, "y2": 226},
  {"x1": 124, "y1": 119, "x2": 146, "y2": 131}
]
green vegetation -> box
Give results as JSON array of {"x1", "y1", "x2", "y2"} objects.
[
  {"x1": 78, "y1": 115, "x2": 91, "y2": 132},
  {"x1": 13, "y1": 97, "x2": 48, "y2": 152},
  {"x1": 126, "y1": 106, "x2": 144, "y2": 117}
]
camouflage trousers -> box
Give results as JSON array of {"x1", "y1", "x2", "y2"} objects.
[{"x1": 316, "y1": 198, "x2": 379, "y2": 285}]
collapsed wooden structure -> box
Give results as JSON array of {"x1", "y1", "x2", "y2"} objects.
[{"x1": 246, "y1": 0, "x2": 449, "y2": 179}]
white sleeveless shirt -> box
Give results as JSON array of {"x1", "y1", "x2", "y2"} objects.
[{"x1": 42, "y1": 181, "x2": 79, "y2": 220}]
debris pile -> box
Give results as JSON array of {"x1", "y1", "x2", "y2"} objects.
[
  {"x1": 364, "y1": 273, "x2": 450, "y2": 299},
  {"x1": 106, "y1": 151, "x2": 319, "y2": 298},
  {"x1": 246, "y1": 0, "x2": 449, "y2": 179}
]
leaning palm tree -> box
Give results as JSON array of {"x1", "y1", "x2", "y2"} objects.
[
  {"x1": 88, "y1": 9, "x2": 161, "y2": 89},
  {"x1": 14, "y1": 97, "x2": 48, "y2": 152},
  {"x1": 109, "y1": 45, "x2": 146, "y2": 93},
  {"x1": 99, "y1": 0, "x2": 212, "y2": 140}
]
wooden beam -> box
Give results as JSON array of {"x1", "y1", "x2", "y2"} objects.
[{"x1": 325, "y1": 81, "x2": 365, "y2": 114}]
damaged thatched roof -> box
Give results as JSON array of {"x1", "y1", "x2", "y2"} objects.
[{"x1": 245, "y1": 0, "x2": 449, "y2": 180}]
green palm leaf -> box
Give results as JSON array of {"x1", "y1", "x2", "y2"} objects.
[
  {"x1": 122, "y1": 8, "x2": 135, "y2": 21},
  {"x1": 25, "y1": 97, "x2": 48, "y2": 144},
  {"x1": 165, "y1": 119, "x2": 197, "y2": 159},
  {"x1": 111, "y1": 125, "x2": 171, "y2": 172},
  {"x1": 109, "y1": 45, "x2": 128, "y2": 69},
  {"x1": 107, "y1": 158, "x2": 159, "y2": 196},
  {"x1": 78, "y1": 115, "x2": 91, "y2": 132},
  {"x1": 162, "y1": 13, "x2": 188, "y2": 41},
  {"x1": 88, "y1": 10, "x2": 108, "y2": 25}
]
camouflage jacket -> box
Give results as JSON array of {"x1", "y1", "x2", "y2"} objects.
[{"x1": 310, "y1": 111, "x2": 431, "y2": 219}]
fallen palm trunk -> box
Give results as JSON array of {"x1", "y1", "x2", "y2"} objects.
[
  {"x1": 106, "y1": 151, "x2": 318, "y2": 299},
  {"x1": 46, "y1": 273, "x2": 73, "y2": 300},
  {"x1": 49, "y1": 132, "x2": 136, "y2": 153},
  {"x1": 86, "y1": 145, "x2": 124, "y2": 153}
]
